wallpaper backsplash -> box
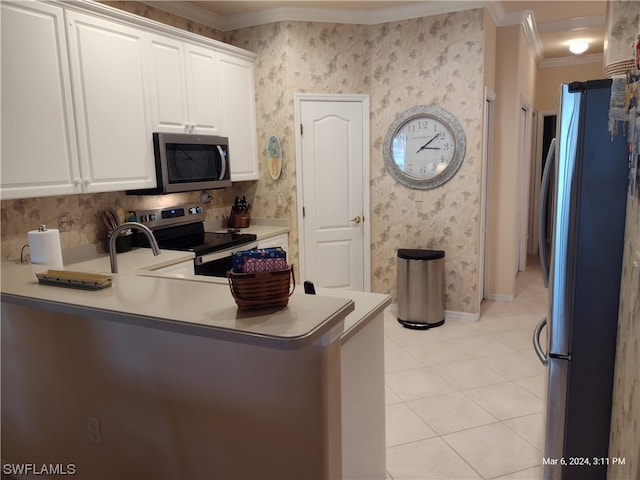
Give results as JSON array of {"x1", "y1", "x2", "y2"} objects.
[
  {"x1": 0, "y1": 187, "x2": 255, "y2": 265},
  {"x1": 1, "y1": 2, "x2": 485, "y2": 314}
]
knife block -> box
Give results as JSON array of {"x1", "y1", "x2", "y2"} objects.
[{"x1": 229, "y1": 207, "x2": 250, "y2": 228}]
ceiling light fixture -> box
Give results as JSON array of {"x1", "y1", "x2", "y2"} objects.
[{"x1": 569, "y1": 41, "x2": 589, "y2": 55}]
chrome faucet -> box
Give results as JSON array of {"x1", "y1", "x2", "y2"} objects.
[{"x1": 109, "y1": 222, "x2": 160, "y2": 273}]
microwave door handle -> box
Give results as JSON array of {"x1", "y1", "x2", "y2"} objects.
[
  {"x1": 217, "y1": 146, "x2": 227, "y2": 181},
  {"x1": 539, "y1": 138, "x2": 555, "y2": 288}
]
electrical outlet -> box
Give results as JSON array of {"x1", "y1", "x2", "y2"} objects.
[{"x1": 87, "y1": 416, "x2": 102, "y2": 444}]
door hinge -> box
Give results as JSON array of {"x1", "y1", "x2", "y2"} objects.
[
  {"x1": 303, "y1": 206, "x2": 306, "y2": 217},
  {"x1": 300, "y1": 123, "x2": 303, "y2": 135}
]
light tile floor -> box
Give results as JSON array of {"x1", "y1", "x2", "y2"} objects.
[{"x1": 384, "y1": 258, "x2": 547, "y2": 480}]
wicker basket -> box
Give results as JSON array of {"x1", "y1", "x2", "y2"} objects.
[
  {"x1": 603, "y1": 59, "x2": 635, "y2": 78},
  {"x1": 228, "y1": 265, "x2": 295, "y2": 310}
]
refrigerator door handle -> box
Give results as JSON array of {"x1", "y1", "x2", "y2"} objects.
[
  {"x1": 538, "y1": 138, "x2": 555, "y2": 288},
  {"x1": 533, "y1": 317, "x2": 549, "y2": 366}
]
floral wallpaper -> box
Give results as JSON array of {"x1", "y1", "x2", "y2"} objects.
[
  {"x1": 227, "y1": 11, "x2": 485, "y2": 313},
  {"x1": 225, "y1": 20, "x2": 373, "y2": 303},
  {"x1": 608, "y1": 188, "x2": 640, "y2": 479},
  {"x1": 0, "y1": 2, "x2": 485, "y2": 315},
  {"x1": 368, "y1": 13, "x2": 484, "y2": 311},
  {"x1": 606, "y1": 4, "x2": 640, "y2": 476},
  {"x1": 604, "y1": 0, "x2": 640, "y2": 66}
]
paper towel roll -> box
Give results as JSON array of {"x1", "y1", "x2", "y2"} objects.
[{"x1": 28, "y1": 225, "x2": 63, "y2": 269}]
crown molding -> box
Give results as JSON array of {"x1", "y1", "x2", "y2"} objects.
[
  {"x1": 540, "y1": 53, "x2": 603, "y2": 68},
  {"x1": 537, "y1": 15, "x2": 606, "y2": 33},
  {"x1": 143, "y1": 1, "x2": 492, "y2": 32},
  {"x1": 139, "y1": 1, "x2": 228, "y2": 30},
  {"x1": 485, "y1": 0, "x2": 505, "y2": 27},
  {"x1": 140, "y1": 0, "x2": 602, "y2": 68},
  {"x1": 501, "y1": 10, "x2": 544, "y2": 66}
]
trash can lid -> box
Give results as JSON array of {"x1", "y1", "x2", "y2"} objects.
[{"x1": 398, "y1": 249, "x2": 445, "y2": 260}]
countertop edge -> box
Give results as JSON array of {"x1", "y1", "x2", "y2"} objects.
[
  {"x1": 340, "y1": 295, "x2": 392, "y2": 343},
  {"x1": 0, "y1": 290, "x2": 355, "y2": 350}
]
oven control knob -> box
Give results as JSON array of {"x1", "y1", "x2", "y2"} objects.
[
  {"x1": 149, "y1": 213, "x2": 157, "y2": 221},
  {"x1": 196, "y1": 206, "x2": 203, "y2": 214},
  {"x1": 140, "y1": 215, "x2": 147, "y2": 222}
]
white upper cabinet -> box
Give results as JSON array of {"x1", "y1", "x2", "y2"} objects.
[
  {"x1": 66, "y1": 10, "x2": 156, "y2": 193},
  {"x1": 1, "y1": 1, "x2": 81, "y2": 199},
  {"x1": 147, "y1": 34, "x2": 222, "y2": 135},
  {"x1": 217, "y1": 52, "x2": 260, "y2": 181},
  {"x1": 1, "y1": 0, "x2": 258, "y2": 199}
]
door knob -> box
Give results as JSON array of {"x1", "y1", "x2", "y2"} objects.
[{"x1": 350, "y1": 215, "x2": 362, "y2": 224}]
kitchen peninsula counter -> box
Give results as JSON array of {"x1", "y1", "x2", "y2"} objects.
[
  {"x1": 1, "y1": 257, "x2": 388, "y2": 479},
  {"x1": 0, "y1": 261, "x2": 353, "y2": 349}
]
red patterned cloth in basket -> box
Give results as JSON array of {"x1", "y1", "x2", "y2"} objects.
[{"x1": 231, "y1": 247, "x2": 288, "y2": 273}]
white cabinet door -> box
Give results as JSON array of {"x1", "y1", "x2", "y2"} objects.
[
  {"x1": 217, "y1": 52, "x2": 259, "y2": 181},
  {"x1": 184, "y1": 43, "x2": 221, "y2": 135},
  {"x1": 147, "y1": 34, "x2": 189, "y2": 133},
  {"x1": 147, "y1": 34, "x2": 221, "y2": 135},
  {"x1": 0, "y1": 1, "x2": 81, "y2": 199},
  {"x1": 67, "y1": 11, "x2": 156, "y2": 193}
]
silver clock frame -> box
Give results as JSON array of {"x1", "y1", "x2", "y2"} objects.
[{"x1": 383, "y1": 104, "x2": 466, "y2": 189}]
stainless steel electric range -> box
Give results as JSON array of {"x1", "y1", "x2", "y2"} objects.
[{"x1": 131, "y1": 203, "x2": 257, "y2": 276}]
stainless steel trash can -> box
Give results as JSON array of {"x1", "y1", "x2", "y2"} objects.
[{"x1": 397, "y1": 249, "x2": 445, "y2": 329}]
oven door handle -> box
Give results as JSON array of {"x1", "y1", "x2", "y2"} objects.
[{"x1": 195, "y1": 241, "x2": 258, "y2": 265}]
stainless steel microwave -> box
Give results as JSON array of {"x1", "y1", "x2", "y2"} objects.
[{"x1": 128, "y1": 132, "x2": 232, "y2": 195}]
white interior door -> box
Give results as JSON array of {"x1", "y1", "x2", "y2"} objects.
[{"x1": 295, "y1": 94, "x2": 370, "y2": 291}]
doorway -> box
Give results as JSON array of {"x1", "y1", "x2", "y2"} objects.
[
  {"x1": 529, "y1": 111, "x2": 557, "y2": 256},
  {"x1": 294, "y1": 94, "x2": 371, "y2": 291},
  {"x1": 480, "y1": 87, "x2": 496, "y2": 303},
  {"x1": 517, "y1": 100, "x2": 533, "y2": 273}
]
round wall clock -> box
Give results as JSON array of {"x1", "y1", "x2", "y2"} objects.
[{"x1": 383, "y1": 105, "x2": 466, "y2": 189}]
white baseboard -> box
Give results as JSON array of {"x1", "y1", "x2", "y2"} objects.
[
  {"x1": 445, "y1": 310, "x2": 481, "y2": 322},
  {"x1": 484, "y1": 292, "x2": 515, "y2": 302}
]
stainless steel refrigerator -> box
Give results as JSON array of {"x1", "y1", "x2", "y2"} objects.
[{"x1": 534, "y1": 79, "x2": 629, "y2": 480}]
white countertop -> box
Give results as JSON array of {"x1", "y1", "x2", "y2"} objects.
[
  {"x1": 207, "y1": 220, "x2": 290, "y2": 240},
  {"x1": 1, "y1": 244, "x2": 389, "y2": 350},
  {"x1": 65, "y1": 248, "x2": 195, "y2": 274},
  {"x1": 1, "y1": 261, "x2": 354, "y2": 350}
]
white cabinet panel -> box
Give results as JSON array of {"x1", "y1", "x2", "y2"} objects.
[
  {"x1": 152, "y1": 260, "x2": 195, "y2": 276},
  {"x1": 0, "y1": 1, "x2": 80, "y2": 199},
  {"x1": 147, "y1": 34, "x2": 221, "y2": 135},
  {"x1": 67, "y1": 11, "x2": 155, "y2": 193},
  {"x1": 258, "y1": 233, "x2": 289, "y2": 252},
  {"x1": 218, "y1": 53, "x2": 259, "y2": 181}
]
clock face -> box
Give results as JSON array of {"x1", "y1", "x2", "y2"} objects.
[
  {"x1": 383, "y1": 105, "x2": 465, "y2": 189},
  {"x1": 392, "y1": 116, "x2": 455, "y2": 180}
]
